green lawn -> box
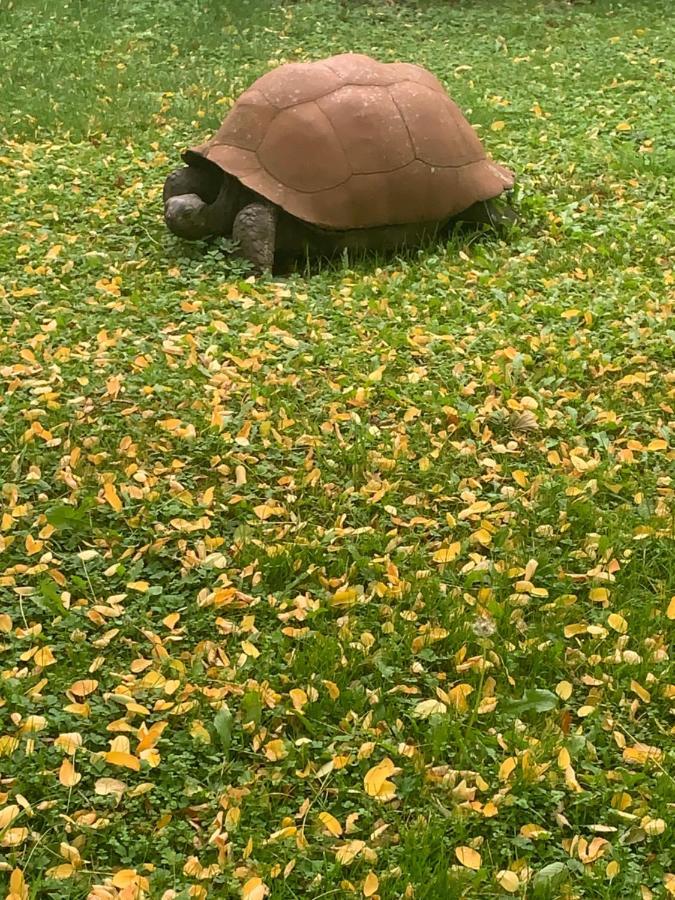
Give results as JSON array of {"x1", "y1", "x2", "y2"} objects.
[{"x1": 1, "y1": 0, "x2": 674, "y2": 897}]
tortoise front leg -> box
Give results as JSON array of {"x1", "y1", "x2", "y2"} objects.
[{"x1": 232, "y1": 203, "x2": 277, "y2": 274}]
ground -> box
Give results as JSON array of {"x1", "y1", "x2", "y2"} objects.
[{"x1": 0, "y1": 0, "x2": 673, "y2": 898}]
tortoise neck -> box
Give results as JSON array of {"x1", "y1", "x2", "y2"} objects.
[{"x1": 205, "y1": 173, "x2": 246, "y2": 236}]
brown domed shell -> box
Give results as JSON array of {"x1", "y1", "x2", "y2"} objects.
[{"x1": 185, "y1": 53, "x2": 514, "y2": 229}]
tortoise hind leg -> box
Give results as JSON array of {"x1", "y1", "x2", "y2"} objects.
[
  {"x1": 233, "y1": 203, "x2": 278, "y2": 274},
  {"x1": 456, "y1": 199, "x2": 519, "y2": 230}
]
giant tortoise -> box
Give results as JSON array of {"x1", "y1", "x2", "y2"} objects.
[{"x1": 163, "y1": 53, "x2": 515, "y2": 272}]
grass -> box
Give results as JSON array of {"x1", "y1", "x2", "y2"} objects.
[{"x1": 1, "y1": 0, "x2": 674, "y2": 897}]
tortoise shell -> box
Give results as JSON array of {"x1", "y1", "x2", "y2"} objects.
[{"x1": 184, "y1": 53, "x2": 514, "y2": 230}]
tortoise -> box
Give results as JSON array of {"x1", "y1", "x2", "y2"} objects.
[{"x1": 163, "y1": 53, "x2": 515, "y2": 272}]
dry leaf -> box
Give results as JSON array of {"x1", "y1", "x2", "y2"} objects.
[
  {"x1": 318, "y1": 811, "x2": 343, "y2": 836},
  {"x1": 455, "y1": 846, "x2": 481, "y2": 870},
  {"x1": 432, "y1": 542, "x2": 461, "y2": 563},
  {"x1": 242, "y1": 876, "x2": 269, "y2": 900},
  {"x1": 104, "y1": 751, "x2": 141, "y2": 771},
  {"x1": 496, "y1": 870, "x2": 520, "y2": 892},
  {"x1": 413, "y1": 699, "x2": 447, "y2": 719},
  {"x1": 364, "y1": 757, "x2": 400, "y2": 801},
  {"x1": 58, "y1": 758, "x2": 81, "y2": 787},
  {"x1": 363, "y1": 871, "x2": 379, "y2": 897},
  {"x1": 103, "y1": 482, "x2": 123, "y2": 512}
]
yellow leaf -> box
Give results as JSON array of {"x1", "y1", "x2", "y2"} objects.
[
  {"x1": 46, "y1": 864, "x2": 75, "y2": 880},
  {"x1": 472, "y1": 527, "x2": 492, "y2": 546},
  {"x1": 590, "y1": 587, "x2": 609, "y2": 604},
  {"x1": 68, "y1": 679, "x2": 98, "y2": 698},
  {"x1": 615, "y1": 121, "x2": 632, "y2": 132},
  {"x1": 335, "y1": 839, "x2": 366, "y2": 865},
  {"x1": 667, "y1": 596, "x2": 675, "y2": 620},
  {"x1": 413, "y1": 699, "x2": 447, "y2": 719},
  {"x1": 0, "y1": 805, "x2": 21, "y2": 830},
  {"x1": 25, "y1": 534, "x2": 44, "y2": 555},
  {"x1": 242, "y1": 877, "x2": 268, "y2": 900},
  {"x1": 0, "y1": 736, "x2": 20, "y2": 756},
  {"x1": 0, "y1": 613, "x2": 12, "y2": 632},
  {"x1": 520, "y1": 823, "x2": 550, "y2": 839},
  {"x1": 455, "y1": 846, "x2": 481, "y2": 870},
  {"x1": 63, "y1": 702, "x2": 90, "y2": 717},
  {"x1": 268, "y1": 824, "x2": 296, "y2": 842},
  {"x1": 579, "y1": 836, "x2": 609, "y2": 864},
  {"x1": 331, "y1": 586, "x2": 359, "y2": 607},
  {"x1": 34, "y1": 646, "x2": 56, "y2": 667},
  {"x1": 496, "y1": 870, "x2": 520, "y2": 893},
  {"x1": 112, "y1": 869, "x2": 142, "y2": 889},
  {"x1": 499, "y1": 757, "x2": 517, "y2": 781},
  {"x1": 9, "y1": 869, "x2": 28, "y2": 898},
  {"x1": 556, "y1": 680, "x2": 573, "y2": 700},
  {"x1": 1, "y1": 827, "x2": 29, "y2": 847},
  {"x1": 447, "y1": 683, "x2": 473, "y2": 712},
  {"x1": 264, "y1": 739, "x2": 287, "y2": 761},
  {"x1": 318, "y1": 811, "x2": 343, "y2": 837},
  {"x1": 607, "y1": 613, "x2": 628, "y2": 634},
  {"x1": 642, "y1": 817, "x2": 666, "y2": 836},
  {"x1": 77, "y1": 549, "x2": 98, "y2": 561},
  {"x1": 564, "y1": 765, "x2": 584, "y2": 793},
  {"x1": 162, "y1": 612, "x2": 180, "y2": 630},
  {"x1": 606, "y1": 860, "x2": 620, "y2": 879},
  {"x1": 558, "y1": 747, "x2": 571, "y2": 769},
  {"x1": 127, "y1": 580, "x2": 150, "y2": 592},
  {"x1": 95, "y1": 777, "x2": 127, "y2": 796},
  {"x1": 241, "y1": 640, "x2": 260, "y2": 658},
  {"x1": 363, "y1": 871, "x2": 379, "y2": 897},
  {"x1": 323, "y1": 680, "x2": 340, "y2": 700},
  {"x1": 631, "y1": 680, "x2": 651, "y2": 703},
  {"x1": 139, "y1": 748, "x2": 161, "y2": 767},
  {"x1": 103, "y1": 482, "x2": 123, "y2": 512},
  {"x1": 564, "y1": 623, "x2": 588, "y2": 638},
  {"x1": 58, "y1": 758, "x2": 81, "y2": 787},
  {"x1": 289, "y1": 688, "x2": 308, "y2": 711},
  {"x1": 432, "y1": 542, "x2": 461, "y2": 564},
  {"x1": 364, "y1": 757, "x2": 400, "y2": 801},
  {"x1": 104, "y1": 751, "x2": 141, "y2": 771},
  {"x1": 253, "y1": 502, "x2": 284, "y2": 521},
  {"x1": 491, "y1": 120, "x2": 506, "y2": 131},
  {"x1": 665, "y1": 873, "x2": 675, "y2": 896},
  {"x1": 136, "y1": 721, "x2": 168, "y2": 753}
]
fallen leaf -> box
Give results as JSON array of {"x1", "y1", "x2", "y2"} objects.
[
  {"x1": 496, "y1": 870, "x2": 520, "y2": 892},
  {"x1": 318, "y1": 811, "x2": 343, "y2": 836},
  {"x1": 363, "y1": 871, "x2": 379, "y2": 897},
  {"x1": 412, "y1": 699, "x2": 447, "y2": 719},
  {"x1": 364, "y1": 757, "x2": 400, "y2": 801},
  {"x1": 242, "y1": 876, "x2": 269, "y2": 900},
  {"x1": 455, "y1": 845, "x2": 481, "y2": 870},
  {"x1": 58, "y1": 757, "x2": 81, "y2": 787}
]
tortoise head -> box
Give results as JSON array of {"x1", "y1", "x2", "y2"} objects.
[
  {"x1": 164, "y1": 162, "x2": 241, "y2": 240},
  {"x1": 164, "y1": 193, "x2": 216, "y2": 240}
]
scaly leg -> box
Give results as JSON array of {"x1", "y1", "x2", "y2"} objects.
[{"x1": 232, "y1": 203, "x2": 277, "y2": 274}]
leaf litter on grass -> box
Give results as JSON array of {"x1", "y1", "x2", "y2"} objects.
[{"x1": 1, "y1": 0, "x2": 674, "y2": 898}]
